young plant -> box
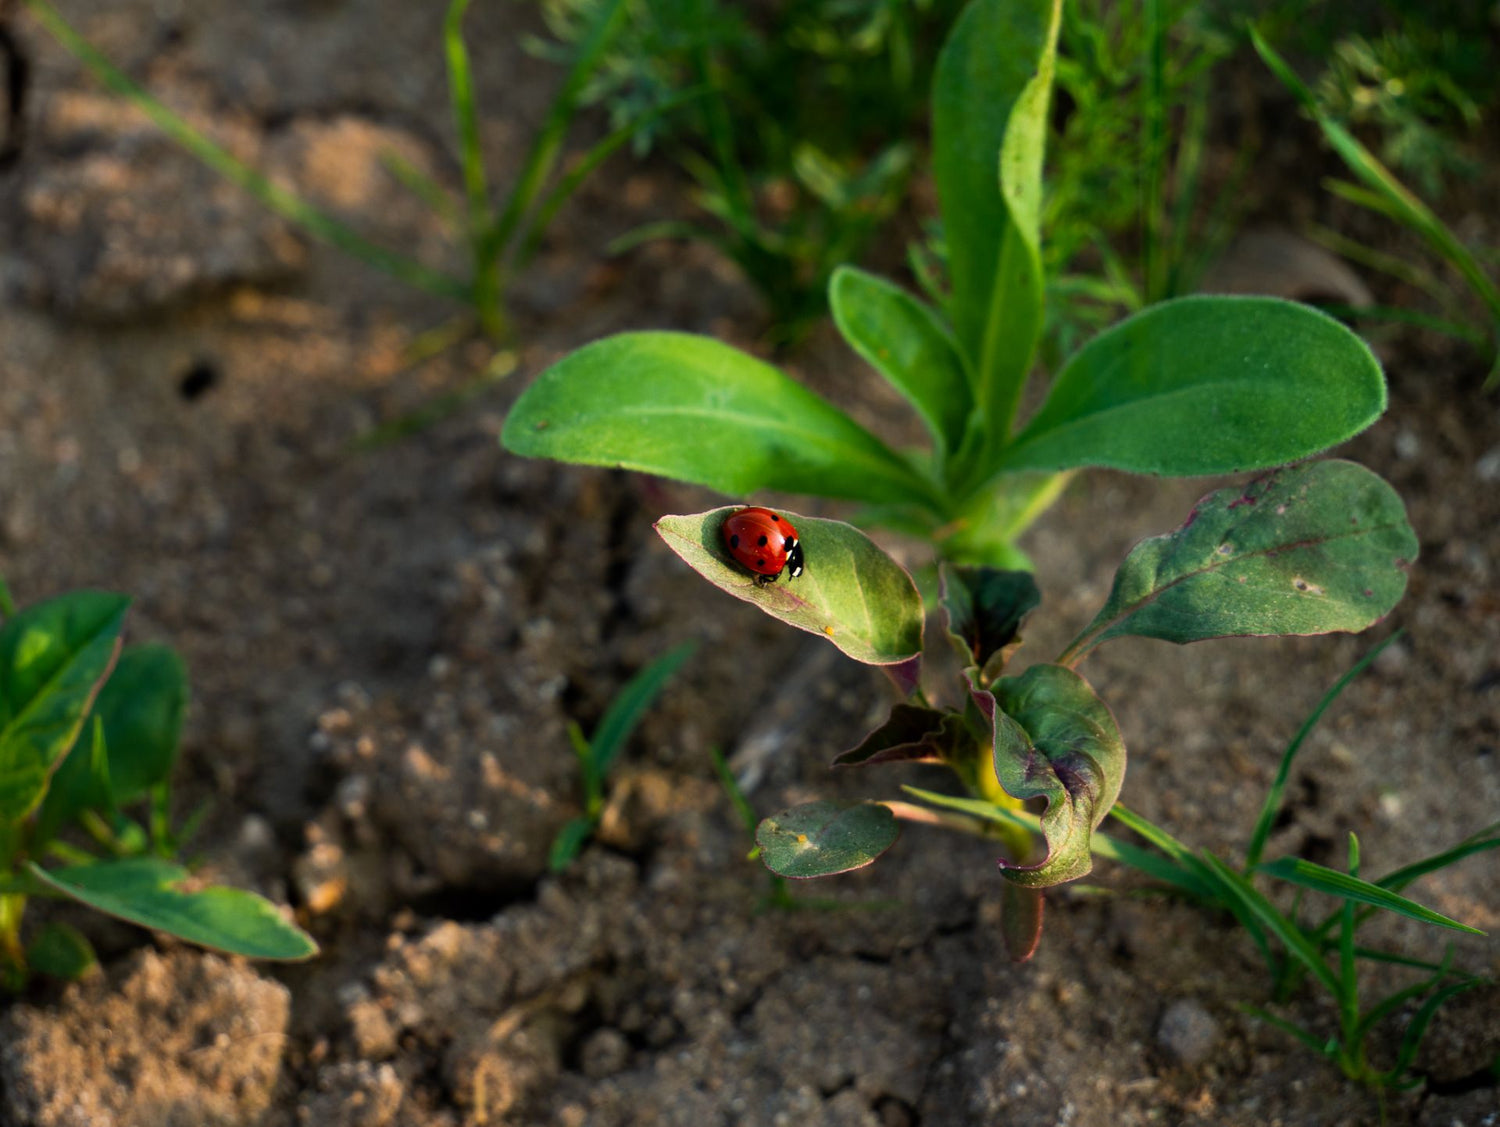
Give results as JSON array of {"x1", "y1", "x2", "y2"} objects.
[
  {"x1": 499, "y1": 0, "x2": 1420, "y2": 959},
  {"x1": 537, "y1": 0, "x2": 953, "y2": 340},
  {"x1": 0, "y1": 582, "x2": 316, "y2": 987},
  {"x1": 23, "y1": 0, "x2": 665, "y2": 343},
  {"x1": 503, "y1": 0, "x2": 1392, "y2": 570},
  {"x1": 1253, "y1": 28, "x2": 1500, "y2": 390},
  {"x1": 549, "y1": 640, "x2": 696, "y2": 870}
]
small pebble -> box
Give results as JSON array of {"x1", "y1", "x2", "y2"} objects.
[{"x1": 1156, "y1": 998, "x2": 1220, "y2": 1066}]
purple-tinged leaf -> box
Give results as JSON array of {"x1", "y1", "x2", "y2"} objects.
[
  {"x1": 941, "y1": 564, "x2": 1040, "y2": 684},
  {"x1": 833, "y1": 704, "x2": 972, "y2": 768},
  {"x1": 756, "y1": 801, "x2": 900, "y2": 879},
  {"x1": 976, "y1": 664, "x2": 1126, "y2": 888},
  {"x1": 1001, "y1": 883, "x2": 1044, "y2": 962},
  {"x1": 1060, "y1": 460, "x2": 1417, "y2": 666},
  {"x1": 656, "y1": 508, "x2": 922, "y2": 667}
]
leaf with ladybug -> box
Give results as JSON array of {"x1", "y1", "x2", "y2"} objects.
[{"x1": 655, "y1": 507, "x2": 923, "y2": 667}]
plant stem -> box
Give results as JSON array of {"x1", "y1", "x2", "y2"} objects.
[{"x1": 0, "y1": 893, "x2": 26, "y2": 984}]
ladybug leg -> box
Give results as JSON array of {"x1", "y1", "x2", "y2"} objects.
[{"x1": 754, "y1": 572, "x2": 778, "y2": 588}]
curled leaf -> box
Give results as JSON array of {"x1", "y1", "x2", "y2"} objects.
[
  {"x1": 833, "y1": 704, "x2": 973, "y2": 768},
  {"x1": 977, "y1": 664, "x2": 1126, "y2": 888}
]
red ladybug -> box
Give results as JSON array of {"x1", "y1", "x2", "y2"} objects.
[{"x1": 721, "y1": 506, "x2": 804, "y2": 586}]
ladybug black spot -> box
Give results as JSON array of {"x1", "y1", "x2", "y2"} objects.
[
  {"x1": 729, "y1": 534, "x2": 740, "y2": 548},
  {"x1": 757, "y1": 534, "x2": 768, "y2": 547},
  {"x1": 756, "y1": 558, "x2": 766, "y2": 568}
]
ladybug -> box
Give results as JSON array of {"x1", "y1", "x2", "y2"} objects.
[{"x1": 721, "y1": 506, "x2": 804, "y2": 587}]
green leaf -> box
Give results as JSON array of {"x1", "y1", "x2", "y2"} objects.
[
  {"x1": 755, "y1": 801, "x2": 899, "y2": 879},
  {"x1": 1244, "y1": 635, "x2": 1397, "y2": 869},
  {"x1": 590, "y1": 641, "x2": 696, "y2": 776},
  {"x1": 1257, "y1": 856, "x2": 1484, "y2": 935},
  {"x1": 502, "y1": 332, "x2": 939, "y2": 508},
  {"x1": 829, "y1": 266, "x2": 972, "y2": 456},
  {"x1": 981, "y1": 664, "x2": 1126, "y2": 887},
  {"x1": 1000, "y1": 297, "x2": 1388, "y2": 476},
  {"x1": 25, "y1": 920, "x2": 97, "y2": 980},
  {"x1": 28, "y1": 859, "x2": 317, "y2": 960},
  {"x1": 1197, "y1": 852, "x2": 1342, "y2": 996},
  {"x1": 0, "y1": 592, "x2": 128, "y2": 835},
  {"x1": 1061, "y1": 460, "x2": 1417, "y2": 663},
  {"x1": 35, "y1": 644, "x2": 187, "y2": 845},
  {"x1": 931, "y1": 0, "x2": 1057, "y2": 375},
  {"x1": 940, "y1": 564, "x2": 1040, "y2": 684},
  {"x1": 655, "y1": 507, "x2": 923, "y2": 666},
  {"x1": 549, "y1": 815, "x2": 594, "y2": 872},
  {"x1": 832, "y1": 704, "x2": 972, "y2": 768}
]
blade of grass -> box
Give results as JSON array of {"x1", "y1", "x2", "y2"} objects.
[
  {"x1": 1245, "y1": 633, "x2": 1398, "y2": 869},
  {"x1": 1389, "y1": 979, "x2": 1480, "y2": 1081},
  {"x1": 1242, "y1": 1003, "x2": 1337, "y2": 1056},
  {"x1": 515, "y1": 86, "x2": 710, "y2": 269},
  {"x1": 23, "y1": 0, "x2": 468, "y2": 303},
  {"x1": 589, "y1": 641, "x2": 697, "y2": 776},
  {"x1": 443, "y1": 0, "x2": 489, "y2": 238},
  {"x1": 1256, "y1": 855, "x2": 1483, "y2": 935},
  {"x1": 709, "y1": 747, "x2": 757, "y2": 838},
  {"x1": 484, "y1": 0, "x2": 630, "y2": 269},
  {"x1": 0, "y1": 575, "x2": 14, "y2": 619},
  {"x1": 1252, "y1": 28, "x2": 1500, "y2": 385},
  {"x1": 1338, "y1": 835, "x2": 1359, "y2": 1053},
  {"x1": 1201, "y1": 851, "x2": 1342, "y2": 995}
]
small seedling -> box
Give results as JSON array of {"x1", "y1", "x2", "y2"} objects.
[
  {"x1": 23, "y1": 0, "x2": 681, "y2": 345},
  {"x1": 0, "y1": 581, "x2": 316, "y2": 987},
  {"x1": 538, "y1": 0, "x2": 953, "y2": 339},
  {"x1": 549, "y1": 640, "x2": 696, "y2": 870}
]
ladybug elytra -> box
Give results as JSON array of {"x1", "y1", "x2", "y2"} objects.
[{"x1": 721, "y1": 506, "x2": 804, "y2": 587}]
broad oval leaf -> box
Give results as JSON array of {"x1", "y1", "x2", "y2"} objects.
[
  {"x1": 0, "y1": 591, "x2": 128, "y2": 832},
  {"x1": 979, "y1": 664, "x2": 1126, "y2": 888},
  {"x1": 29, "y1": 858, "x2": 318, "y2": 961},
  {"x1": 1063, "y1": 460, "x2": 1417, "y2": 662},
  {"x1": 502, "y1": 332, "x2": 938, "y2": 508},
  {"x1": 932, "y1": 0, "x2": 1056, "y2": 370},
  {"x1": 35, "y1": 644, "x2": 187, "y2": 845},
  {"x1": 756, "y1": 800, "x2": 899, "y2": 879},
  {"x1": 656, "y1": 507, "x2": 922, "y2": 666},
  {"x1": 829, "y1": 266, "x2": 971, "y2": 455},
  {"x1": 1000, "y1": 297, "x2": 1387, "y2": 475}
]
